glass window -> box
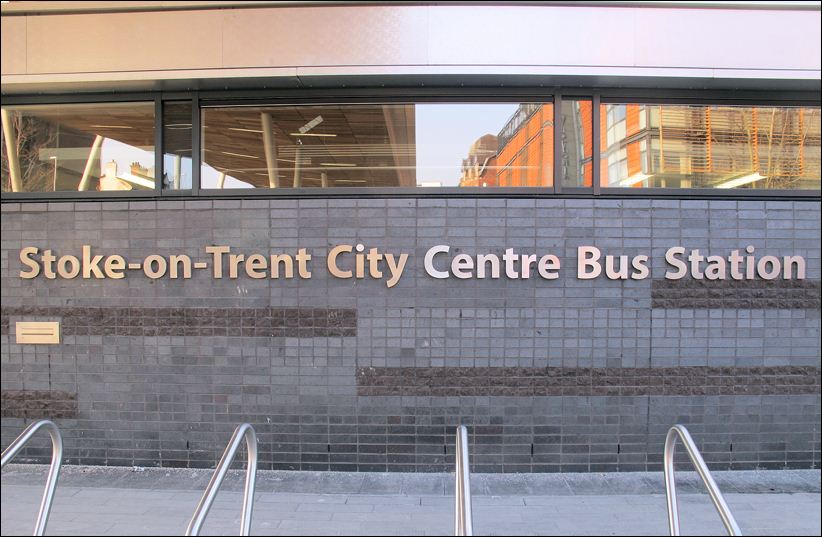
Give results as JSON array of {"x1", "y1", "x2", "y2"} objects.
[
  {"x1": 1, "y1": 102, "x2": 155, "y2": 193},
  {"x1": 3, "y1": 97, "x2": 818, "y2": 196},
  {"x1": 200, "y1": 103, "x2": 554, "y2": 189},
  {"x1": 560, "y1": 99, "x2": 593, "y2": 187},
  {"x1": 163, "y1": 101, "x2": 192, "y2": 190},
  {"x1": 600, "y1": 103, "x2": 821, "y2": 190}
]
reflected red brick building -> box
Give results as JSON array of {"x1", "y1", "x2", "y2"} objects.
[{"x1": 459, "y1": 102, "x2": 819, "y2": 190}]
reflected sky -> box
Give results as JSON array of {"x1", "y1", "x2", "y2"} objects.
[
  {"x1": 99, "y1": 138, "x2": 154, "y2": 175},
  {"x1": 415, "y1": 103, "x2": 518, "y2": 186}
]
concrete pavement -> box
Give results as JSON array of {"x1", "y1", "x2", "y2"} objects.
[{"x1": 1, "y1": 465, "x2": 819, "y2": 536}]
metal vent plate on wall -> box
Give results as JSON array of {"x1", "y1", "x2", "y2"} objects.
[{"x1": 15, "y1": 322, "x2": 60, "y2": 344}]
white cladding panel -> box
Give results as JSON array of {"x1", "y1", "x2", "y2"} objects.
[{"x1": 1, "y1": 4, "x2": 819, "y2": 92}]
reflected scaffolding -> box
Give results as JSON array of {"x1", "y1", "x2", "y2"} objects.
[{"x1": 600, "y1": 104, "x2": 821, "y2": 190}]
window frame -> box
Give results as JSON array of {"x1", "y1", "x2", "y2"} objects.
[
  {"x1": 1, "y1": 87, "x2": 819, "y2": 201},
  {"x1": 160, "y1": 97, "x2": 197, "y2": 196}
]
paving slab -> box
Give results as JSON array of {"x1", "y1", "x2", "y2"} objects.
[{"x1": 1, "y1": 465, "x2": 819, "y2": 536}]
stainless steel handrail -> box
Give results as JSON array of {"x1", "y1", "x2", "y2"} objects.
[
  {"x1": 185, "y1": 423, "x2": 258, "y2": 536},
  {"x1": 454, "y1": 425, "x2": 473, "y2": 536},
  {"x1": 1, "y1": 420, "x2": 63, "y2": 536},
  {"x1": 664, "y1": 424, "x2": 742, "y2": 536}
]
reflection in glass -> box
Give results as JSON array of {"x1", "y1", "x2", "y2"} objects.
[
  {"x1": 492, "y1": 103, "x2": 554, "y2": 187},
  {"x1": 163, "y1": 101, "x2": 192, "y2": 190},
  {"x1": 560, "y1": 100, "x2": 593, "y2": 187},
  {"x1": 200, "y1": 103, "x2": 553, "y2": 188},
  {"x1": 600, "y1": 103, "x2": 821, "y2": 190},
  {"x1": 1, "y1": 103, "x2": 155, "y2": 193}
]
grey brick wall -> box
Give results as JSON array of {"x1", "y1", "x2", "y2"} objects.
[{"x1": 1, "y1": 198, "x2": 820, "y2": 472}]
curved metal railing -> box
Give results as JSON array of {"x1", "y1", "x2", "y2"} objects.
[
  {"x1": 185, "y1": 423, "x2": 258, "y2": 536},
  {"x1": 664, "y1": 424, "x2": 742, "y2": 536},
  {"x1": 454, "y1": 425, "x2": 473, "y2": 536},
  {"x1": 1, "y1": 419, "x2": 63, "y2": 536}
]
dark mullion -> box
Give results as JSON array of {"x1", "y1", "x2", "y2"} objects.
[
  {"x1": 592, "y1": 94, "x2": 601, "y2": 196},
  {"x1": 154, "y1": 97, "x2": 163, "y2": 194},
  {"x1": 191, "y1": 93, "x2": 201, "y2": 196},
  {"x1": 553, "y1": 92, "x2": 562, "y2": 194}
]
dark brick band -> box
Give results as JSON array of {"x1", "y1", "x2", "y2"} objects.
[
  {"x1": 1, "y1": 390, "x2": 78, "y2": 419},
  {"x1": 651, "y1": 279, "x2": 821, "y2": 309},
  {"x1": 1, "y1": 306, "x2": 357, "y2": 338},
  {"x1": 357, "y1": 366, "x2": 822, "y2": 396}
]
